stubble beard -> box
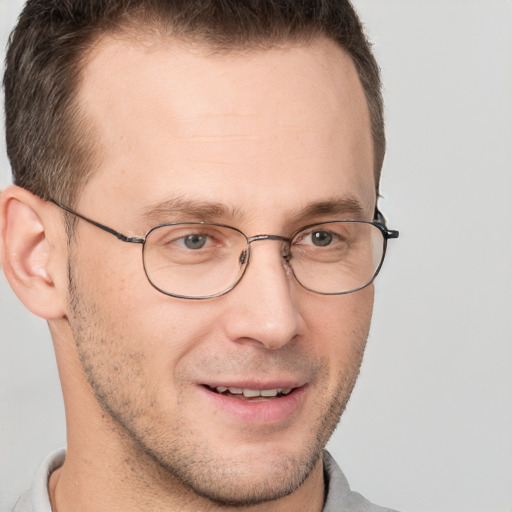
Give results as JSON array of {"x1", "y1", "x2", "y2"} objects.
[{"x1": 67, "y1": 261, "x2": 367, "y2": 508}]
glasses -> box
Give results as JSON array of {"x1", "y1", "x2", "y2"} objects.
[{"x1": 52, "y1": 200, "x2": 399, "y2": 300}]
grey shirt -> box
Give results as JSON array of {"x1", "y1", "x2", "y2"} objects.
[{"x1": 11, "y1": 450, "x2": 398, "y2": 512}]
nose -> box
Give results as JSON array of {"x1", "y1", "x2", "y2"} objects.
[{"x1": 222, "y1": 240, "x2": 305, "y2": 350}]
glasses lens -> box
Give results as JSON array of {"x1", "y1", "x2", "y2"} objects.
[
  {"x1": 143, "y1": 223, "x2": 248, "y2": 298},
  {"x1": 289, "y1": 221, "x2": 385, "y2": 294}
]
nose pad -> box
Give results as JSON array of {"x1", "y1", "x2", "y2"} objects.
[
  {"x1": 281, "y1": 242, "x2": 292, "y2": 264},
  {"x1": 239, "y1": 249, "x2": 248, "y2": 266}
]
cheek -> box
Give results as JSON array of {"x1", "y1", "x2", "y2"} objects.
[
  {"x1": 303, "y1": 287, "x2": 374, "y2": 364},
  {"x1": 74, "y1": 248, "x2": 224, "y2": 378},
  {"x1": 73, "y1": 237, "x2": 144, "y2": 303}
]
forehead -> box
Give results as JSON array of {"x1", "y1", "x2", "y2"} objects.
[{"x1": 77, "y1": 34, "x2": 375, "y2": 226}]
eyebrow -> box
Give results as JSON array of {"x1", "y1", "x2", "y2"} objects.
[
  {"x1": 140, "y1": 196, "x2": 245, "y2": 225},
  {"x1": 139, "y1": 194, "x2": 369, "y2": 227},
  {"x1": 289, "y1": 196, "x2": 369, "y2": 224}
]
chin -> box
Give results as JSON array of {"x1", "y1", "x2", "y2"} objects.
[{"x1": 164, "y1": 446, "x2": 323, "y2": 507}]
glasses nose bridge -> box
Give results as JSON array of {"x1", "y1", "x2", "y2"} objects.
[
  {"x1": 247, "y1": 234, "x2": 289, "y2": 244},
  {"x1": 246, "y1": 233, "x2": 292, "y2": 257},
  {"x1": 244, "y1": 234, "x2": 293, "y2": 270}
]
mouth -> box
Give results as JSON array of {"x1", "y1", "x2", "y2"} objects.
[
  {"x1": 199, "y1": 382, "x2": 307, "y2": 424},
  {"x1": 205, "y1": 385, "x2": 295, "y2": 401}
]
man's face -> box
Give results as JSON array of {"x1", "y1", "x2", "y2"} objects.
[{"x1": 65, "y1": 35, "x2": 375, "y2": 505}]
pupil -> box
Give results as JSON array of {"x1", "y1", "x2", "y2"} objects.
[
  {"x1": 185, "y1": 234, "x2": 206, "y2": 249},
  {"x1": 312, "y1": 231, "x2": 332, "y2": 247}
]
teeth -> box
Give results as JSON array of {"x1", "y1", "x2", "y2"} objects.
[
  {"x1": 242, "y1": 389, "x2": 260, "y2": 398},
  {"x1": 215, "y1": 386, "x2": 294, "y2": 397}
]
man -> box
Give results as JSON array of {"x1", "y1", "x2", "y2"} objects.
[{"x1": 0, "y1": 1, "x2": 399, "y2": 511}]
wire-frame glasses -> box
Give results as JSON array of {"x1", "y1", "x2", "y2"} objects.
[{"x1": 52, "y1": 200, "x2": 399, "y2": 299}]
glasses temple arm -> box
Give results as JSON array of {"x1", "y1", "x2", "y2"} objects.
[
  {"x1": 374, "y1": 207, "x2": 399, "y2": 239},
  {"x1": 51, "y1": 200, "x2": 144, "y2": 244}
]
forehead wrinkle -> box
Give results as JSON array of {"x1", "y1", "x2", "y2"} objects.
[{"x1": 182, "y1": 134, "x2": 260, "y2": 143}]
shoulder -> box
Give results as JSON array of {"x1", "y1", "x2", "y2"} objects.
[
  {"x1": 10, "y1": 449, "x2": 66, "y2": 512},
  {"x1": 323, "y1": 451, "x2": 400, "y2": 512}
]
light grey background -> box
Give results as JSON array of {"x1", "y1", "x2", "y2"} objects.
[{"x1": 1, "y1": 1, "x2": 511, "y2": 511}]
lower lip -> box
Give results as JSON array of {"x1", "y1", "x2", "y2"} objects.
[{"x1": 199, "y1": 386, "x2": 307, "y2": 425}]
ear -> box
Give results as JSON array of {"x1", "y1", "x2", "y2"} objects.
[{"x1": 0, "y1": 185, "x2": 68, "y2": 319}]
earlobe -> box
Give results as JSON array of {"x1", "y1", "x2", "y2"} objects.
[{"x1": 0, "y1": 185, "x2": 68, "y2": 320}]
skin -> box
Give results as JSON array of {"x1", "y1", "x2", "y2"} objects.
[{"x1": 1, "y1": 34, "x2": 376, "y2": 512}]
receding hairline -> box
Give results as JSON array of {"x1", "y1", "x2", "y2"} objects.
[
  {"x1": 73, "y1": 23, "x2": 375, "y2": 202},
  {"x1": 81, "y1": 15, "x2": 349, "y2": 69},
  {"x1": 5, "y1": 0, "x2": 384, "y2": 212}
]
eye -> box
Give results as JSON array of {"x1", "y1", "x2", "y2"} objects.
[
  {"x1": 146, "y1": 223, "x2": 249, "y2": 273},
  {"x1": 153, "y1": 227, "x2": 221, "y2": 252},
  {"x1": 292, "y1": 223, "x2": 352, "y2": 253},
  {"x1": 310, "y1": 230, "x2": 333, "y2": 247},
  {"x1": 299, "y1": 229, "x2": 340, "y2": 248},
  {"x1": 182, "y1": 233, "x2": 208, "y2": 250}
]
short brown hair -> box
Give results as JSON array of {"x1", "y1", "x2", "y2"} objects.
[{"x1": 4, "y1": 0, "x2": 385, "y2": 207}]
